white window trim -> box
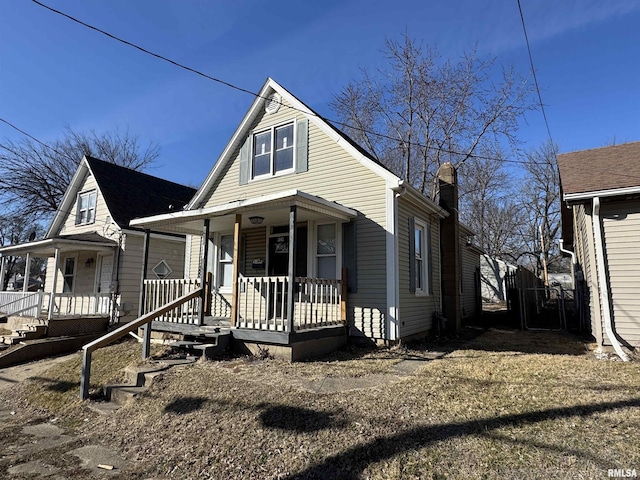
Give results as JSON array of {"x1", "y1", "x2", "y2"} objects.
[
  {"x1": 76, "y1": 190, "x2": 97, "y2": 225},
  {"x1": 250, "y1": 120, "x2": 296, "y2": 181},
  {"x1": 216, "y1": 232, "x2": 234, "y2": 294},
  {"x1": 313, "y1": 221, "x2": 342, "y2": 280},
  {"x1": 414, "y1": 218, "x2": 430, "y2": 297},
  {"x1": 62, "y1": 254, "x2": 77, "y2": 293}
]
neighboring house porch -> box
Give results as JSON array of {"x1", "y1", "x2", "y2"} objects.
[{"x1": 0, "y1": 232, "x2": 117, "y2": 323}]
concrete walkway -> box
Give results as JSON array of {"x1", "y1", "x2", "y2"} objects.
[{"x1": 0, "y1": 354, "x2": 129, "y2": 478}]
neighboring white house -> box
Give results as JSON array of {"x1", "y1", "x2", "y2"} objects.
[
  {"x1": 480, "y1": 254, "x2": 517, "y2": 303},
  {"x1": 0, "y1": 156, "x2": 195, "y2": 330}
]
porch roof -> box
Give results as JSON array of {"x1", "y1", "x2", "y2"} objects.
[
  {"x1": 0, "y1": 232, "x2": 117, "y2": 257},
  {"x1": 130, "y1": 189, "x2": 358, "y2": 235}
]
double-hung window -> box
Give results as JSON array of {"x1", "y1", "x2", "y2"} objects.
[
  {"x1": 218, "y1": 234, "x2": 234, "y2": 290},
  {"x1": 413, "y1": 219, "x2": 432, "y2": 294},
  {"x1": 316, "y1": 223, "x2": 337, "y2": 279},
  {"x1": 63, "y1": 257, "x2": 75, "y2": 293},
  {"x1": 76, "y1": 191, "x2": 97, "y2": 225},
  {"x1": 252, "y1": 122, "x2": 294, "y2": 179}
]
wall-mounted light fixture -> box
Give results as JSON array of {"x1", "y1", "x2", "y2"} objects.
[
  {"x1": 85, "y1": 258, "x2": 95, "y2": 267},
  {"x1": 249, "y1": 216, "x2": 265, "y2": 225}
]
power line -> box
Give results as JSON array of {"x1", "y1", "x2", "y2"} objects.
[
  {"x1": 0, "y1": 117, "x2": 66, "y2": 157},
  {"x1": 31, "y1": 0, "x2": 538, "y2": 167},
  {"x1": 517, "y1": 0, "x2": 554, "y2": 147}
]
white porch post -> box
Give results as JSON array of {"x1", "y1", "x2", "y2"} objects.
[
  {"x1": 23, "y1": 253, "x2": 31, "y2": 292},
  {"x1": 287, "y1": 206, "x2": 297, "y2": 333},
  {"x1": 0, "y1": 255, "x2": 6, "y2": 292},
  {"x1": 48, "y1": 248, "x2": 60, "y2": 320}
]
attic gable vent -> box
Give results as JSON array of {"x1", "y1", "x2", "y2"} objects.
[{"x1": 265, "y1": 93, "x2": 281, "y2": 114}]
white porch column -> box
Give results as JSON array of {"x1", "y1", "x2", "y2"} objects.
[
  {"x1": 230, "y1": 215, "x2": 241, "y2": 327},
  {"x1": 48, "y1": 248, "x2": 60, "y2": 320},
  {"x1": 0, "y1": 255, "x2": 6, "y2": 292},
  {"x1": 23, "y1": 253, "x2": 31, "y2": 292}
]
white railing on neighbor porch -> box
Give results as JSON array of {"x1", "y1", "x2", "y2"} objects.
[
  {"x1": 0, "y1": 291, "x2": 45, "y2": 318},
  {"x1": 143, "y1": 278, "x2": 201, "y2": 324},
  {"x1": 50, "y1": 293, "x2": 112, "y2": 317},
  {"x1": 237, "y1": 276, "x2": 344, "y2": 332}
]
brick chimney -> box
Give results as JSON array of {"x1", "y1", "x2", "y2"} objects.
[{"x1": 438, "y1": 162, "x2": 461, "y2": 333}]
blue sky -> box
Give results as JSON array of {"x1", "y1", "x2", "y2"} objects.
[{"x1": 2, "y1": 0, "x2": 640, "y2": 188}]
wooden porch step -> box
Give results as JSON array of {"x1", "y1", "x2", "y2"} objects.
[{"x1": 169, "y1": 333, "x2": 231, "y2": 359}]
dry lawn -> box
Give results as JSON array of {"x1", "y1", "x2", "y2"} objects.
[{"x1": 8, "y1": 330, "x2": 640, "y2": 479}]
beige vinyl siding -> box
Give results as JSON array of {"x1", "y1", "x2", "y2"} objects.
[
  {"x1": 573, "y1": 203, "x2": 601, "y2": 343},
  {"x1": 397, "y1": 198, "x2": 441, "y2": 338},
  {"x1": 460, "y1": 238, "x2": 480, "y2": 320},
  {"x1": 58, "y1": 172, "x2": 112, "y2": 235},
  {"x1": 242, "y1": 227, "x2": 267, "y2": 276},
  {"x1": 187, "y1": 235, "x2": 202, "y2": 279},
  {"x1": 195, "y1": 97, "x2": 389, "y2": 339},
  {"x1": 601, "y1": 200, "x2": 640, "y2": 346},
  {"x1": 117, "y1": 233, "x2": 186, "y2": 323}
]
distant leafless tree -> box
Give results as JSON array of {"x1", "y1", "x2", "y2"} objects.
[
  {"x1": 330, "y1": 34, "x2": 537, "y2": 197},
  {"x1": 0, "y1": 126, "x2": 159, "y2": 220},
  {"x1": 513, "y1": 140, "x2": 561, "y2": 276},
  {"x1": 0, "y1": 214, "x2": 46, "y2": 290}
]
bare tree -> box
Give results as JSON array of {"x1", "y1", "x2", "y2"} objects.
[
  {"x1": 0, "y1": 213, "x2": 46, "y2": 290},
  {"x1": 330, "y1": 34, "x2": 536, "y2": 197},
  {"x1": 0, "y1": 126, "x2": 159, "y2": 219},
  {"x1": 458, "y1": 153, "x2": 526, "y2": 258},
  {"x1": 514, "y1": 140, "x2": 562, "y2": 278}
]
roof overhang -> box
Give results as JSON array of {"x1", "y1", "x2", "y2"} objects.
[
  {"x1": 131, "y1": 190, "x2": 358, "y2": 235},
  {"x1": 564, "y1": 185, "x2": 640, "y2": 203},
  {"x1": 0, "y1": 235, "x2": 117, "y2": 257}
]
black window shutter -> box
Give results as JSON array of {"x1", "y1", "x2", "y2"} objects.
[
  {"x1": 295, "y1": 118, "x2": 309, "y2": 173},
  {"x1": 342, "y1": 220, "x2": 357, "y2": 293},
  {"x1": 408, "y1": 216, "x2": 416, "y2": 293},
  {"x1": 239, "y1": 136, "x2": 250, "y2": 185}
]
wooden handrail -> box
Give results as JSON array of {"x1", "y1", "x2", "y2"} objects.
[{"x1": 80, "y1": 288, "x2": 202, "y2": 400}]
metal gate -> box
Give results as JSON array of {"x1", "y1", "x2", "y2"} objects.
[{"x1": 518, "y1": 286, "x2": 575, "y2": 331}]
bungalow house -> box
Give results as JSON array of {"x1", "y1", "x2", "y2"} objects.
[
  {"x1": 0, "y1": 156, "x2": 195, "y2": 338},
  {"x1": 558, "y1": 142, "x2": 640, "y2": 360},
  {"x1": 128, "y1": 78, "x2": 481, "y2": 358}
]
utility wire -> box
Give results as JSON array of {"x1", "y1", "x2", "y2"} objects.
[
  {"x1": 0, "y1": 117, "x2": 67, "y2": 158},
  {"x1": 32, "y1": 0, "x2": 538, "y2": 167},
  {"x1": 517, "y1": 0, "x2": 554, "y2": 147}
]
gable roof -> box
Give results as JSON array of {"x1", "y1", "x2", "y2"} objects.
[
  {"x1": 47, "y1": 156, "x2": 196, "y2": 237},
  {"x1": 85, "y1": 157, "x2": 196, "y2": 227},
  {"x1": 187, "y1": 77, "x2": 404, "y2": 210},
  {"x1": 558, "y1": 141, "x2": 640, "y2": 200}
]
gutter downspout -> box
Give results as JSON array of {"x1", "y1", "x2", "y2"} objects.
[
  {"x1": 390, "y1": 182, "x2": 406, "y2": 342},
  {"x1": 558, "y1": 239, "x2": 576, "y2": 288},
  {"x1": 592, "y1": 197, "x2": 629, "y2": 361}
]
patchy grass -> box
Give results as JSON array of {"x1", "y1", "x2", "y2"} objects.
[
  {"x1": 11, "y1": 329, "x2": 640, "y2": 479},
  {"x1": 0, "y1": 327, "x2": 12, "y2": 336},
  {"x1": 18, "y1": 339, "x2": 165, "y2": 423}
]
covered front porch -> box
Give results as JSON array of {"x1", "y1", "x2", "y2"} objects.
[
  {"x1": 133, "y1": 190, "x2": 356, "y2": 345},
  {"x1": 0, "y1": 233, "x2": 118, "y2": 322}
]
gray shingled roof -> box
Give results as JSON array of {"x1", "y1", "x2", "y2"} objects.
[
  {"x1": 558, "y1": 141, "x2": 640, "y2": 196},
  {"x1": 85, "y1": 156, "x2": 196, "y2": 228}
]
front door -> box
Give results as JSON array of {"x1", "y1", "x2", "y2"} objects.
[
  {"x1": 267, "y1": 226, "x2": 307, "y2": 319},
  {"x1": 96, "y1": 255, "x2": 113, "y2": 293}
]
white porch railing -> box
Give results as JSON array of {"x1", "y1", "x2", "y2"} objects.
[
  {"x1": 143, "y1": 278, "x2": 201, "y2": 324},
  {"x1": 237, "y1": 276, "x2": 344, "y2": 332},
  {"x1": 50, "y1": 293, "x2": 112, "y2": 317},
  {"x1": 0, "y1": 291, "x2": 45, "y2": 318}
]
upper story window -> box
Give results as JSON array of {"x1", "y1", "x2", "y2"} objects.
[
  {"x1": 76, "y1": 191, "x2": 97, "y2": 225},
  {"x1": 252, "y1": 122, "x2": 295, "y2": 180}
]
